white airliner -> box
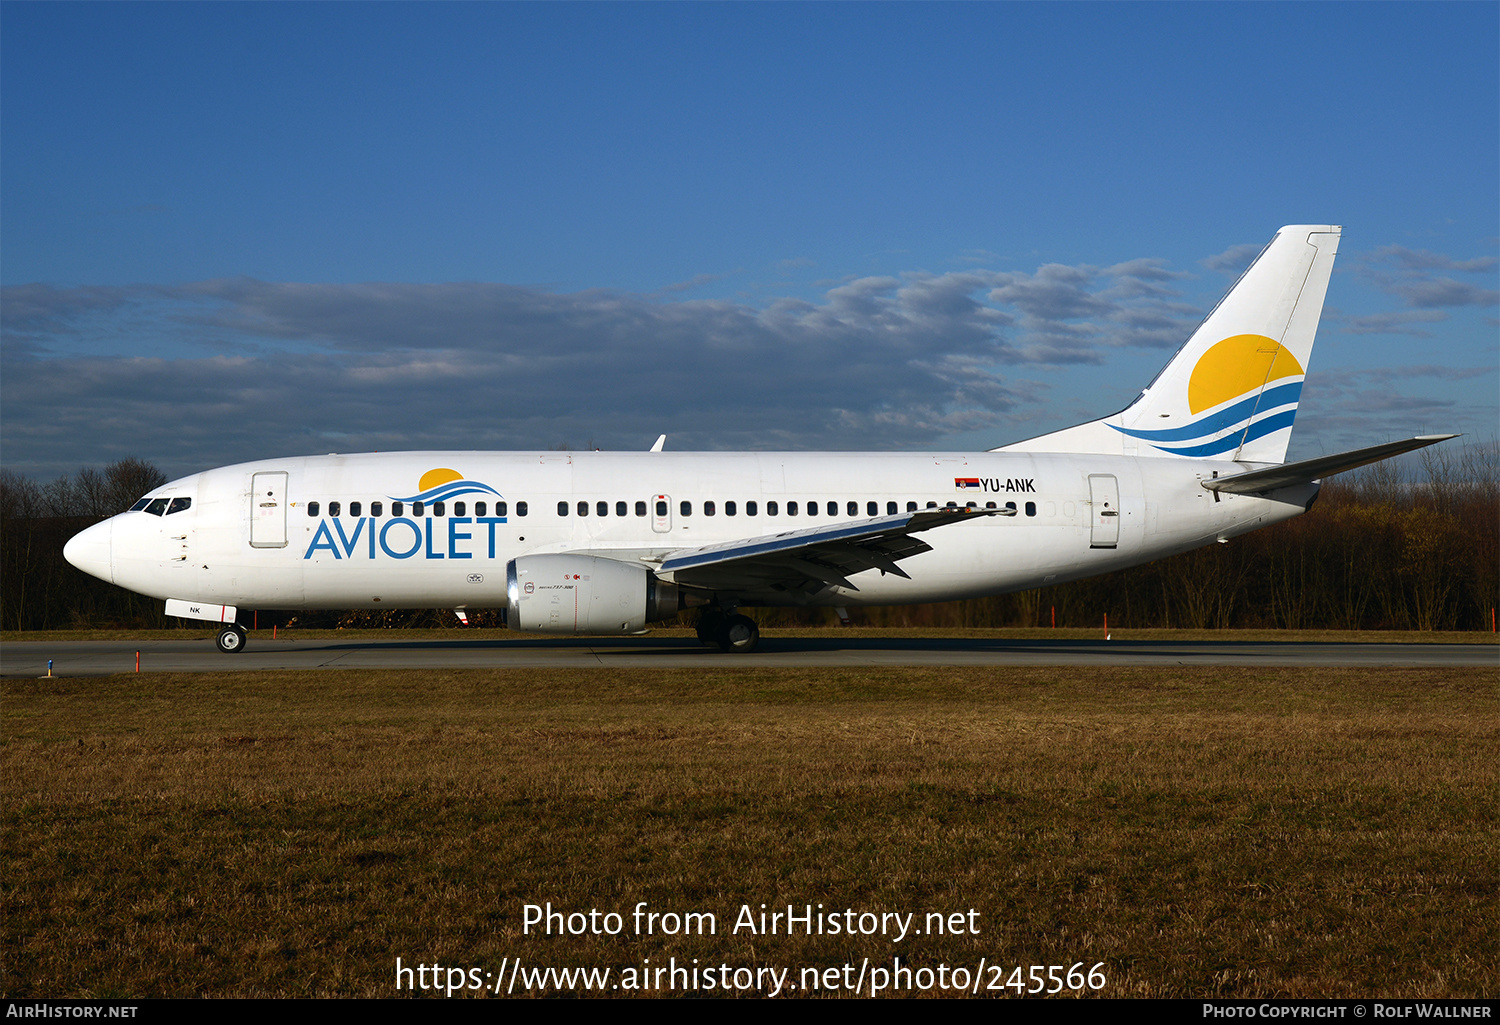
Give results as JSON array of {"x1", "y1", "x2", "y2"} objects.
[{"x1": 64, "y1": 225, "x2": 1454, "y2": 653}]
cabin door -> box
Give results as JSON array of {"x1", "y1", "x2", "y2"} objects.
[
  {"x1": 250, "y1": 472, "x2": 289, "y2": 548},
  {"x1": 1088, "y1": 474, "x2": 1120, "y2": 549},
  {"x1": 652, "y1": 494, "x2": 672, "y2": 533}
]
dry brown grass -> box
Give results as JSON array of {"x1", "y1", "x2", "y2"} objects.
[{"x1": 3, "y1": 666, "x2": 1495, "y2": 998}]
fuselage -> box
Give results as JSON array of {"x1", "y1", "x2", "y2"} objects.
[{"x1": 66, "y1": 449, "x2": 1317, "y2": 612}]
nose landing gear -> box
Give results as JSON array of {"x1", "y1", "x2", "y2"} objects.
[{"x1": 215, "y1": 624, "x2": 248, "y2": 654}]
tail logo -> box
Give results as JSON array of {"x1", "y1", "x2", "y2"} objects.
[
  {"x1": 1112, "y1": 334, "x2": 1305, "y2": 457},
  {"x1": 1189, "y1": 334, "x2": 1303, "y2": 413}
]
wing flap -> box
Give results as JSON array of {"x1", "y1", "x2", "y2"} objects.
[{"x1": 658, "y1": 507, "x2": 1007, "y2": 594}]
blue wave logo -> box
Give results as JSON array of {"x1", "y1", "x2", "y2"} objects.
[
  {"x1": 1110, "y1": 382, "x2": 1303, "y2": 457},
  {"x1": 391, "y1": 468, "x2": 503, "y2": 504}
]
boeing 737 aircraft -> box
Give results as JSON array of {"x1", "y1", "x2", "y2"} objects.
[{"x1": 64, "y1": 225, "x2": 1454, "y2": 653}]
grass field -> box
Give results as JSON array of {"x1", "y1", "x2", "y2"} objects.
[{"x1": 2, "y1": 665, "x2": 1495, "y2": 998}]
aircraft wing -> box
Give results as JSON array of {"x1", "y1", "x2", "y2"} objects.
[
  {"x1": 1201, "y1": 434, "x2": 1459, "y2": 495},
  {"x1": 656, "y1": 507, "x2": 1007, "y2": 594}
]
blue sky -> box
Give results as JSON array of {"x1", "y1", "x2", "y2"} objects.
[{"x1": 3, "y1": 2, "x2": 1495, "y2": 479}]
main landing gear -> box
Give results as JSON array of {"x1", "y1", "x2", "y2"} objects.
[
  {"x1": 695, "y1": 610, "x2": 760, "y2": 653},
  {"x1": 215, "y1": 624, "x2": 247, "y2": 654}
]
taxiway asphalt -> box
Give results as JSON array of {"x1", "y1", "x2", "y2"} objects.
[{"x1": 3, "y1": 635, "x2": 1495, "y2": 677}]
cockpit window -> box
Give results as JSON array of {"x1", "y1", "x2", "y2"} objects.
[
  {"x1": 166, "y1": 497, "x2": 192, "y2": 515},
  {"x1": 143, "y1": 498, "x2": 170, "y2": 516},
  {"x1": 130, "y1": 498, "x2": 152, "y2": 512}
]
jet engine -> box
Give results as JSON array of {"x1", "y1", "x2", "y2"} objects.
[{"x1": 505, "y1": 554, "x2": 696, "y2": 634}]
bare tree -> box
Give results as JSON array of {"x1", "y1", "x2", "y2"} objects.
[
  {"x1": 75, "y1": 467, "x2": 110, "y2": 518},
  {"x1": 101, "y1": 459, "x2": 167, "y2": 515}
]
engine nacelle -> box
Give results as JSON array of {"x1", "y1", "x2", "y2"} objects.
[{"x1": 505, "y1": 554, "x2": 688, "y2": 634}]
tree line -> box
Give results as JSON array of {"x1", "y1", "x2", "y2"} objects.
[{"x1": 2, "y1": 448, "x2": 1495, "y2": 632}]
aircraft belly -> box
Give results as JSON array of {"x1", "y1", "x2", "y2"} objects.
[
  {"x1": 729, "y1": 522, "x2": 1101, "y2": 606},
  {"x1": 300, "y1": 557, "x2": 508, "y2": 608}
]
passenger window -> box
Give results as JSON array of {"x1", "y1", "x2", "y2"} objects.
[
  {"x1": 680, "y1": 501, "x2": 692, "y2": 517},
  {"x1": 453, "y1": 501, "x2": 464, "y2": 517},
  {"x1": 307, "y1": 502, "x2": 319, "y2": 517},
  {"x1": 1006, "y1": 502, "x2": 1017, "y2": 513},
  {"x1": 767, "y1": 501, "x2": 778, "y2": 515},
  {"x1": 848, "y1": 501, "x2": 858, "y2": 516},
  {"x1": 413, "y1": 501, "x2": 425, "y2": 516},
  {"x1": 806, "y1": 501, "x2": 817, "y2": 517},
  {"x1": 166, "y1": 497, "x2": 192, "y2": 515},
  {"x1": 1026, "y1": 502, "x2": 1037, "y2": 517},
  {"x1": 887, "y1": 501, "x2": 897, "y2": 515},
  {"x1": 475, "y1": 501, "x2": 485, "y2": 516},
  {"x1": 907, "y1": 502, "x2": 918, "y2": 512},
  {"x1": 787, "y1": 501, "x2": 797, "y2": 516},
  {"x1": 986, "y1": 501, "x2": 997, "y2": 509},
  {"x1": 616, "y1": 501, "x2": 628, "y2": 517},
  {"x1": 946, "y1": 501, "x2": 958, "y2": 509},
  {"x1": 747, "y1": 501, "x2": 758, "y2": 516},
  {"x1": 517, "y1": 501, "x2": 528, "y2": 516},
  {"x1": 350, "y1": 501, "x2": 362, "y2": 516},
  {"x1": 433, "y1": 501, "x2": 444, "y2": 516},
  {"x1": 868, "y1": 501, "x2": 878, "y2": 516},
  {"x1": 726, "y1": 501, "x2": 736, "y2": 516},
  {"x1": 966, "y1": 501, "x2": 977, "y2": 509},
  {"x1": 597, "y1": 501, "x2": 608, "y2": 517},
  {"x1": 828, "y1": 501, "x2": 838, "y2": 516},
  {"x1": 558, "y1": 501, "x2": 569, "y2": 516},
  {"x1": 655, "y1": 500, "x2": 667, "y2": 517},
  {"x1": 635, "y1": 501, "x2": 647, "y2": 516},
  {"x1": 926, "y1": 501, "x2": 938, "y2": 509},
  {"x1": 496, "y1": 502, "x2": 507, "y2": 517},
  {"x1": 704, "y1": 501, "x2": 716, "y2": 516},
  {"x1": 371, "y1": 501, "x2": 383, "y2": 517},
  {"x1": 392, "y1": 502, "x2": 403, "y2": 516},
  {"x1": 577, "y1": 501, "x2": 589, "y2": 517},
  {"x1": 330, "y1": 501, "x2": 341, "y2": 517}
]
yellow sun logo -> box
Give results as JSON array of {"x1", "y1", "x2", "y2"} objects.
[
  {"x1": 1188, "y1": 334, "x2": 1305, "y2": 414},
  {"x1": 418, "y1": 467, "x2": 464, "y2": 492}
]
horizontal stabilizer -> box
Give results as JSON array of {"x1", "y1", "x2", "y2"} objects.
[{"x1": 1201, "y1": 435, "x2": 1459, "y2": 495}]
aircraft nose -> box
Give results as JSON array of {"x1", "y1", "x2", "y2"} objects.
[{"x1": 64, "y1": 519, "x2": 114, "y2": 584}]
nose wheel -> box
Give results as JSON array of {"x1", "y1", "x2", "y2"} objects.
[{"x1": 215, "y1": 624, "x2": 247, "y2": 654}]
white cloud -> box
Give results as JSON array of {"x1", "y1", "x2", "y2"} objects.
[
  {"x1": 1356, "y1": 244, "x2": 1500, "y2": 310},
  {"x1": 5, "y1": 240, "x2": 1489, "y2": 478},
  {"x1": 1201, "y1": 243, "x2": 1261, "y2": 276}
]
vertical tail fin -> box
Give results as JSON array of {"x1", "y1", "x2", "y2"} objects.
[{"x1": 1000, "y1": 225, "x2": 1341, "y2": 462}]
